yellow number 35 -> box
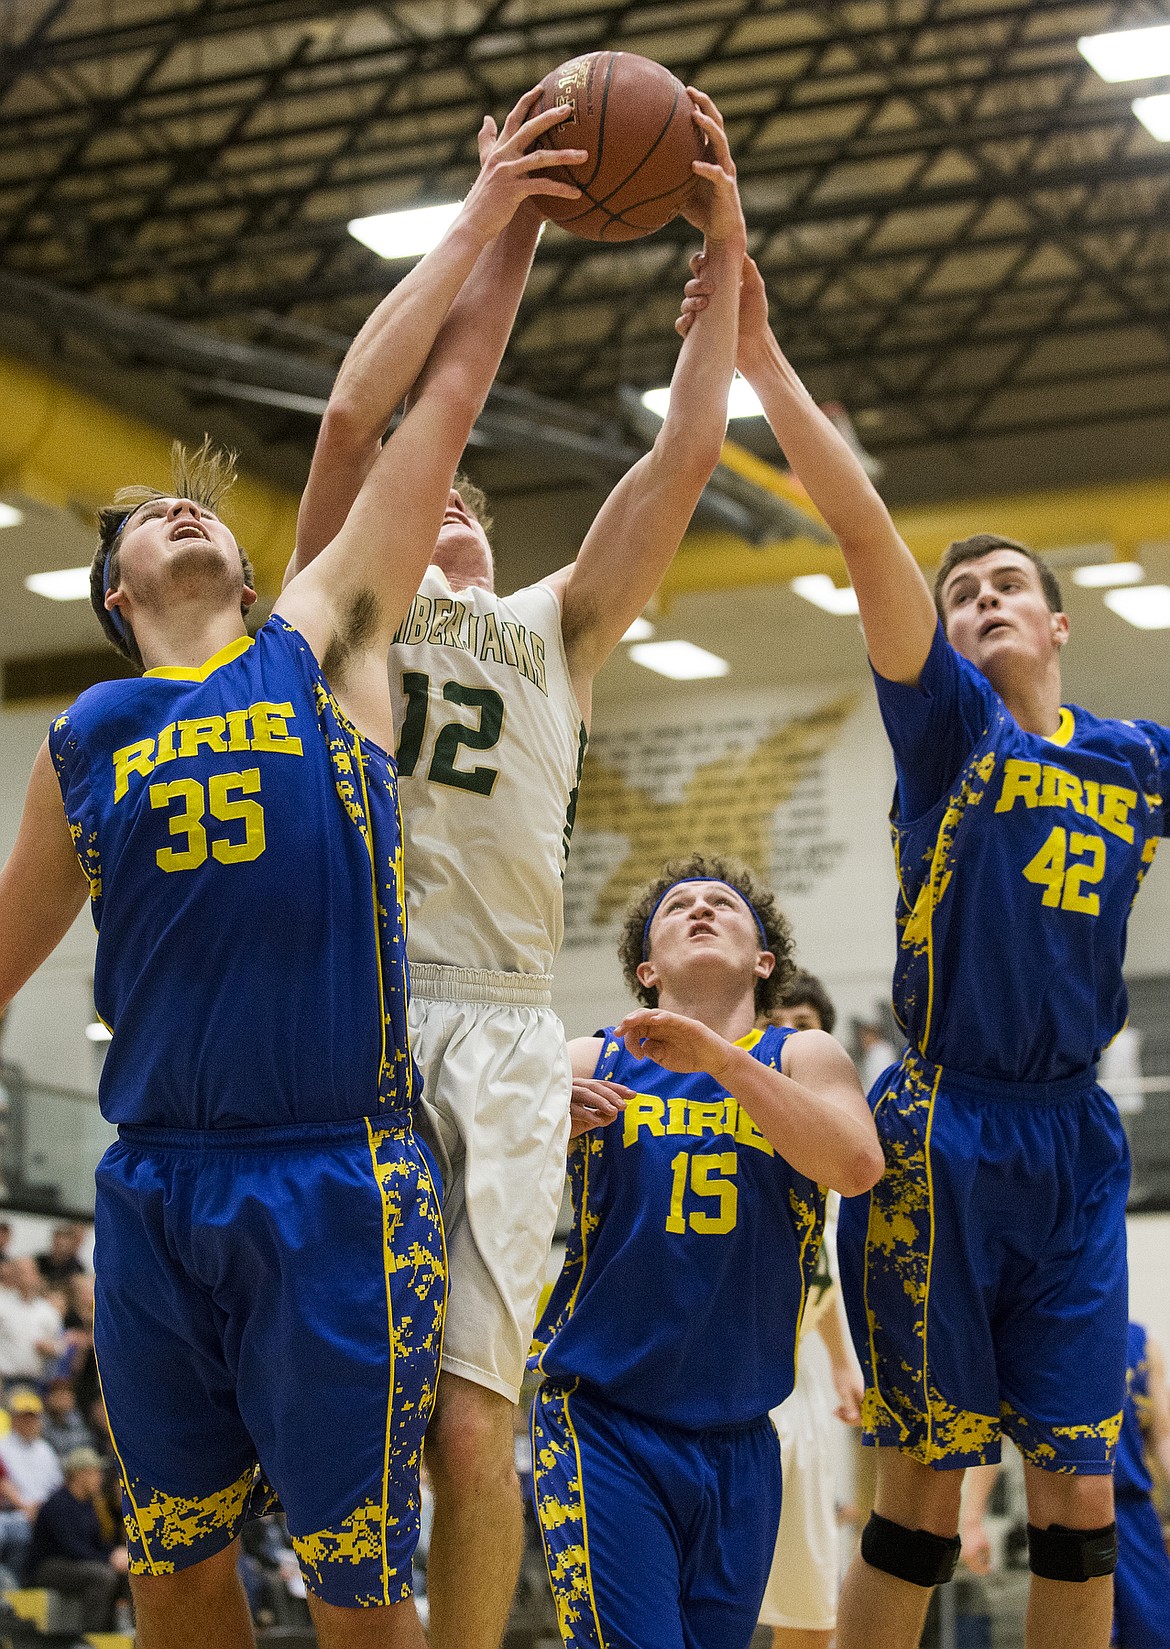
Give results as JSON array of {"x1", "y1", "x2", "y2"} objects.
[{"x1": 149, "y1": 768, "x2": 266, "y2": 872}]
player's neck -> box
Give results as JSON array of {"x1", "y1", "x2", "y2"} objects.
[
  {"x1": 131, "y1": 603, "x2": 249, "y2": 674},
  {"x1": 655, "y1": 980, "x2": 759, "y2": 1046},
  {"x1": 990, "y1": 653, "x2": 1065, "y2": 737}
]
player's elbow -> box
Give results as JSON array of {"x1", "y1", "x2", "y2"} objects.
[
  {"x1": 318, "y1": 394, "x2": 380, "y2": 458},
  {"x1": 655, "y1": 418, "x2": 725, "y2": 484},
  {"x1": 834, "y1": 1137, "x2": 885, "y2": 1198}
]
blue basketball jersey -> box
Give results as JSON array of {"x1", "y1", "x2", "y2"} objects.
[
  {"x1": 49, "y1": 617, "x2": 417, "y2": 1129},
  {"x1": 1116, "y1": 1322, "x2": 1154, "y2": 1498},
  {"x1": 874, "y1": 624, "x2": 1170, "y2": 1083},
  {"x1": 531, "y1": 1025, "x2": 825, "y2": 1430}
]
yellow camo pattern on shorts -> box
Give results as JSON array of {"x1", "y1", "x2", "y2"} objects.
[
  {"x1": 294, "y1": 1122, "x2": 447, "y2": 1606},
  {"x1": 120, "y1": 1464, "x2": 260, "y2": 1576},
  {"x1": 840, "y1": 1051, "x2": 1129, "y2": 1473},
  {"x1": 531, "y1": 1382, "x2": 606, "y2": 1649}
]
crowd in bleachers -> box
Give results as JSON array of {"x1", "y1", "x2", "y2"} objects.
[{"x1": 0, "y1": 1222, "x2": 308, "y2": 1635}]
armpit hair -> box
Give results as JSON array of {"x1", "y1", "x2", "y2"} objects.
[{"x1": 322, "y1": 587, "x2": 380, "y2": 684}]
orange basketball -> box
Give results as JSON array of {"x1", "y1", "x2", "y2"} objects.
[{"x1": 530, "y1": 52, "x2": 706, "y2": 242}]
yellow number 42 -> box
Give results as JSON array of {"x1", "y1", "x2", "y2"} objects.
[
  {"x1": 666, "y1": 1151, "x2": 739, "y2": 1235},
  {"x1": 1022, "y1": 825, "x2": 1105, "y2": 915},
  {"x1": 150, "y1": 768, "x2": 266, "y2": 872}
]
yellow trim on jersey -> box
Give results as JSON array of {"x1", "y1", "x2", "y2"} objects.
[
  {"x1": 1045, "y1": 707, "x2": 1075, "y2": 748},
  {"x1": 862, "y1": 1085, "x2": 899, "y2": 1435},
  {"x1": 144, "y1": 635, "x2": 254, "y2": 681},
  {"x1": 364, "y1": 1117, "x2": 397, "y2": 1608},
  {"x1": 563, "y1": 1390, "x2": 609, "y2": 1649},
  {"x1": 920, "y1": 1065, "x2": 943, "y2": 1456},
  {"x1": 351, "y1": 727, "x2": 390, "y2": 1101},
  {"x1": 735, "y1": 1028, "x2": 764, "y2": 1051}
]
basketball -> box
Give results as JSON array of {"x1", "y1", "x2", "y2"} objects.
[{"x1": 530, "y1": 52, "x2": 706, "y2": 242}]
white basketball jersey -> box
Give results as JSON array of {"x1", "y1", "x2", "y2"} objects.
[{"x1": 388, "y1": 565, "x2": 587, "y2": 977}]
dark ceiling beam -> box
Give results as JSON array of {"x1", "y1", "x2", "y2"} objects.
[
  {"x1": 0, "y1": 15, "x2": 1112, "y2": 157},
  {"x1": 3, "y1": 0, "x2": 1104, "y2": 79}
]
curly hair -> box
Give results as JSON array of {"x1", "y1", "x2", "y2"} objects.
[
  {"x1": 90, "y1": 437, "x2": 253, "y2": 670},
  {"x1": 618, "y1": 853, "x2": 795, "y2": 1015},
  {"x1": 775, "y1": 969, "x2": 837, "y2": 1034}
]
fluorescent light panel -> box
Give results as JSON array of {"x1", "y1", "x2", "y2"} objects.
[
  {"x1": 1072, "y1": 561, "x2": 1146, "y2": 588},
  {"x1": 348, "y1": 201, "x2": 462, "y2": 260},
  {"x1": 0, "y1": 502, "x2": 23, "y2": 529},
  {"x1": 1132, "y1": 92, "x2": 1170, "y2": 140},
  {"x1": 25, "y1": 567, "x2": 92, "y2": 601},
  {"x1": 1104, "y1": 584, "x2": 1170, "y2": 629},
  {"x1": 1078, "y1": 23, "x2": 1170, "y2": 82},
  {"x1": 791, "y1": 573, "x2": 860, "y2": 615},
  {"x1": 628, "y1": 640, "x2": 730, "y2": 679},
  {"x1": 641, "y1": 373, "x2": 765, "y2": 422},
  {"x1": 622, "y1": 617, "x2": 655, "y2": 641}
]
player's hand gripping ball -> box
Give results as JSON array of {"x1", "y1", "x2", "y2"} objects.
[{"x1": 529, "y1": 51, "x2": 708, "y2": 241}]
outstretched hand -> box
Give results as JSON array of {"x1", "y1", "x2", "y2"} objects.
[
  {"x1": 680, "y1": 88, "x2": 745, "y2": 245},
  {"x1": 461, "y1": 88, "x2": 585, "y2": 243},
  {"x1": 569, "y1": 1077, "x2": 634, "y2": 1138},
  {"x1": 676, "y1": 253, "x2": 770, "y2": 364},
  {"x1": 614, "y1": 1008, "x2": 734, "y2": 1081}
]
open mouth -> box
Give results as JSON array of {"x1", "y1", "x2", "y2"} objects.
[
  {"x1": 979, "y1": 617, "x2": 1011, "y2": 639},
  {"x1": 170, "y1": 524, "x2": 210, "y2": 543}
]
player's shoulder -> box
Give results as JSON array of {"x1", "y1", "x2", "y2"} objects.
[{"x1": 1065, "y1": 702, "x2": 1168, "y2": 763}]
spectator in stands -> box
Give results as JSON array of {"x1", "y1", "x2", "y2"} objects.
[
  {"x1": 0, "y1": 1456, "x2": 32, "y2": 1589},
  {"x1": 35, "y1": 1226, "x2": 86, "y2": 1290},
  {"x1": 62, "y1": 1277, "x2": 97, "y2": 1414},
  {"x1": 26, "y1": 1445, "x2": 129, "y2": 1631},
  {"x1": 41, "y1": 1378, "x2": 92, "y2": 1462},
  {"x1": 0, "y1": 1391, "x2": 62, "y2": 1512},
  {"x1": 0, "y1": 1257, "x2": 63, "y2": 1383},
  {"x1": 0, "y1": 1225, "x2": 12, "y2": 1267}
]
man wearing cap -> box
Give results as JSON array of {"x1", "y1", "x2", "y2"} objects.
[
  {"x1": 0, "y1": 1390, "x2": 62, "y2": 1512},
  {"x1": 28, "y1": 1444, "x2": 130, "y2": 1631}
]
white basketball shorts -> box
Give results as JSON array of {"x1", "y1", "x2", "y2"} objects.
[
  {"x1": 408, "y1": 964, "x2": 572, "y2": 1403},
  {"x1": 758, "y1": 1332, "x2": 840, "y2": 1631}
]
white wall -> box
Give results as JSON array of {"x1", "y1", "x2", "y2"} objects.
[{"x1": 1126, "y1": 1213, "x2": 1170, "y2": 1353}]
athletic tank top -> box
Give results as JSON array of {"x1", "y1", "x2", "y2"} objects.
[
  {"x1": 49, "y1": 617, "x2": 417, "y2": 1129},
  {"x1": 532, "y1": 1025, "x2": 826, "y2": 1429},
  {"x1": 388, "y1": 566, "x2": 586, "y2": 976}
]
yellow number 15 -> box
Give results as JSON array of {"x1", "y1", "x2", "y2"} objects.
[
  {"x1": 666, "y1": 1151, "x2": 739, "y2": 1235},
  {"x1": 149, "y1": 768, "x2": 266, "y2": 872}
]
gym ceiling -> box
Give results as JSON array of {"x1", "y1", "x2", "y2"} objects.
[{"x1": 3, "y1": 0, "x2": 1170, "y2": 514}]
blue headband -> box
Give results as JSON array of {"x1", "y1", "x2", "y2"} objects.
[
  {"x1": 641, "y1": 878, "x2": 770, "y2": 961},
  {"x1": 102, "y1": 524, "x2": 130, "y2": 642}
]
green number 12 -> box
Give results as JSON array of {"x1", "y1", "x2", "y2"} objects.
[{"x1": 396, "y1": 672, "x2": 505, "y2": 796}]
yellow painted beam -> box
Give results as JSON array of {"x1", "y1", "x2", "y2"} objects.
[
  {"x1": 717, "y1": 435, "x2": 828, "y2": 526},
  {"x1": 667, "y1": 471, "x2": 1170, "y2": 599},
  {"x1": 0, "y1": 352, "x2": 299, "y2": 595}
]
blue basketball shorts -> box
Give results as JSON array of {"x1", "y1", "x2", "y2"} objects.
[
  {"x1": 93, "y1": 1115, "x2": 446, "y2": 1607},
  {"x1": 1113, "y1": 1494, "x2": 1170, "y2": 1648},
  {"x1": 530, "y1": 1380, "x2": 781, "y2": 1649},
  {"x1": 838, "y1": 1053, "x2": 1129, "y2": 1473}
]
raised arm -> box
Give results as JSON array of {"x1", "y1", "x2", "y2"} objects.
[
  {"x1": 614, "y1": 1011, "x2": 883, "y2": 1196},
  {"x1": 0, "y1": 742, "x2": 90, "y2": 1014},
  {"x1": 276, "y1": 93, "x2": 582, "y2": 732},
  {"x1": 682, "y1": 257, "x2": 937, "y2": 685},
  {"x1": 289, "y1": 98, "x2": 577, "y2": 580},
  {"x1": 553, "y1": 91, "x2": 745, "y2": 711}
]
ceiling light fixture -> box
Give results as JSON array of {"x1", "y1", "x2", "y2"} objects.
[
  {"x1": 348, "y1": 202, "x2": 463, "y2": 260},
  {"x1": 1072, "y1": 561, "x2": 1146, "y2": 588},
  {"x1": 628, "y1": 640, "x2": 730, "y2": 679},
  {"x1": 1078, "y1": 23, "x2": 1170, "y2": 81},
  {"x1": 1103, "y1": 584, "x2": 1170, "y2": 629},
  {"x1": 791, "y1": 573, "x2": 860, "y2": 615},
  {"x1": 24, "y1": 567, "x2": 92, "y2": 601},
  {"x1": 1132, "y1": 92, "x2": 1170, "y2": 141},
  {"x1": 641, "y1": 373, "x2": 765, "y2": 422},
  {"x1": 622, "y1": 617, "x2": 655, "y2": 641},
  {"x1": 0, "y1": 503, "x2": 23, "y2": 529}
]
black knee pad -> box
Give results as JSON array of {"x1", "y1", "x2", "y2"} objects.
[
  {"x1": 860, "y1": 1512, "x2": 962, "y2": 1587},
  {"x1": 1027, "y1": 1522, "x2": 1118, "y2": 1582}
]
